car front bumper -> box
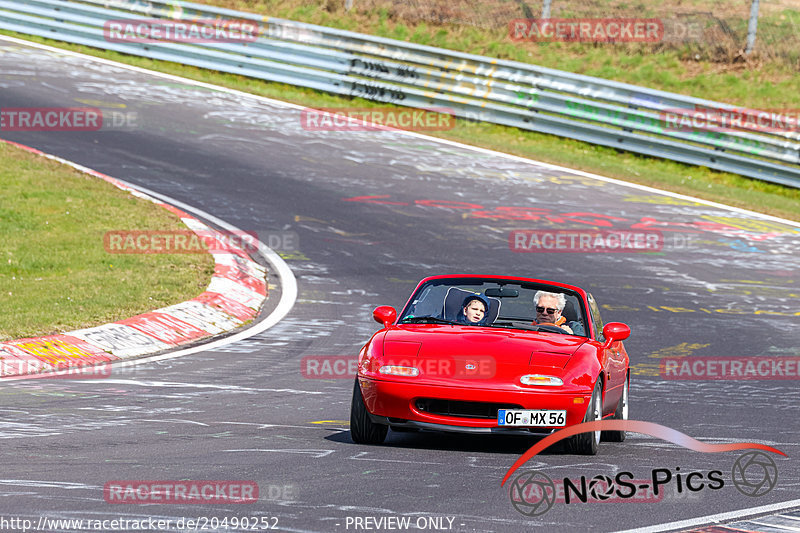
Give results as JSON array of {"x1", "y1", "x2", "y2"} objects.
[{"x1": 358, "y1": 376, "x2": 593, "y2": 430}]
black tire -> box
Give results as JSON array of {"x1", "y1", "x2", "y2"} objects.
[
  {"x1": 350, "y1": 379, "x2": 388, "y2": 444},
  {"x1": 602, "y1": 374, "x2": 629, "y2": 443},
  {"x1": 567, "y1": 378, "x2": 602, "y2": 455}
]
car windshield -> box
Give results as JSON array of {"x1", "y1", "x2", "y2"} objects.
[{"x1": 398, "y1": 277, "x2": 589, "y2": 337}]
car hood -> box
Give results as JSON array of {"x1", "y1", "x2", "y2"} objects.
[{"x1": 383, "y1": 325, "x2": 586, "y2": 368}]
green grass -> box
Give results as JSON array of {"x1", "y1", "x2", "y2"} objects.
[{"x1": 0, "y1": 142, "x2": 215, "y2": 341}]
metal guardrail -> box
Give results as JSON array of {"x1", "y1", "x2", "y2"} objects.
[{"x1": 1, "y1": 0, "x2": 799, "y2": 188}]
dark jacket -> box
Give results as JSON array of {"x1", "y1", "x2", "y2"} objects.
[{"x1": 457, "y1": 295, "x2": 491, "y2": 326}]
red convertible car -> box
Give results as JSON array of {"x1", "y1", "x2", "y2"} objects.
[{"x1": 350, "y1": 275, "x2": 631, "y2": 454}]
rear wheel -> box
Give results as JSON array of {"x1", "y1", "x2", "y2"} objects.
[
  {"x1": 567, "y1": 379, "x2": 602, "y2": 455},
  {"x1": 350, "y1": 379, "x2": 388, "y2": 444},
  {"x1": 602, "y1": 375, "x2": 628, "y2": 442}
]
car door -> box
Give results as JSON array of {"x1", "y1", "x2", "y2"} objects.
[{"x1": 587, "y1": 293, "x2": 625, "y2": 416}]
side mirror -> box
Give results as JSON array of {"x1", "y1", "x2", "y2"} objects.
[
  {"x1": 373, "y1": 306, "x2": 397, "y2": 327},
  {"x1": 602, "y1": 322, "x2": 630, "y2": 349}
]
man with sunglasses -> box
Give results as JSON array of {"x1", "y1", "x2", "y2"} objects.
[{"x1": 533, "y1": 291, "x2": 584, "y2": 335}]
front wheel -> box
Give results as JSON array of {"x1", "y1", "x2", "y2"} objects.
[
  {"x1": 602, "y1": 375, "x2": 628, "y2": 442},
  {"x1": 567, "y1": 379, "x2": 602, "y2": 455},
  {"x1": 350, "y1": 379, "x2": 388, "y2": 444}
]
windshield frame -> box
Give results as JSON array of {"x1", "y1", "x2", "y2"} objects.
[{"x1": 397, "y1": 275, "x2": 591, "y2": 338}]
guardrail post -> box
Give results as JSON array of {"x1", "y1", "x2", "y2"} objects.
[
  {"x1": 745, "y1": 0, "x2": 760, "y2": 54},
  {"x1": 542, "y1": 0, "x2": 552, "y2": 19}
]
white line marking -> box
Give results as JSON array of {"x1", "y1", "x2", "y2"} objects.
[
  {"x1": 214, "y1": 421, "x2": 348, "y2": 432},
  {"x1": 215, "y1": 421, "x2": 346, "y2": 430},
  {"x1": 748, "y1": 518, "x2": 800, "y2": 532},
  {"x1": 223, "y1": 449, "x2": 335, "y2": 458},
  {"x1": 615, "y1": 498, "x2": 800, "y2": 533},
  {"x1": 77, "y1": 379, "x2": 322, "y2": 394},
  {"x1": 0, "y1": 480, "x2": 96, "y2": 490},
  {"x1": 0, "y1": 34, "x2": 796, "y2": 228},
  {"x1": 85, "y1": 379, "x2": 254, "y2": 389},
  {"x1": 139, "y1": 419, "x2": 209, "y2": 427},
  {"x1": 348, "y1": 451, "x2": 443, "y2": 465}
]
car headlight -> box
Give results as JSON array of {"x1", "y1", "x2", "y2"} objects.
[
  {"x1": 520, "y1": 374, "x2": 563, "y2": 386},
  {"x1": 379, "y1": 365, "x2": 420, "y2": 377}
]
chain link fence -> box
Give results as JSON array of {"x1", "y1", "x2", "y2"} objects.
[{"x1": 319, "y1": 0, "x2": 799, "y2": 67}]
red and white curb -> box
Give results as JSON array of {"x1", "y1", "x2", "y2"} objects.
[{"x1": 0, "y1": 138, "x2": 286, "y2": 379}]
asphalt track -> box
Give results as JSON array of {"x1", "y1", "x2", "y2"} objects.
[{"x1": 1, "y1": 38, "x2": 799, "y2": 532}]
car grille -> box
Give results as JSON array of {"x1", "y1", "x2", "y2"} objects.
[{"x1": 415, "y1": 399, "x2": 523, "y2": 419}]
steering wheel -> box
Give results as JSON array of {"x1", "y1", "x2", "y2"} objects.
[{"x1": 533, "y1": 323, "x2": 568, "y2": 334}]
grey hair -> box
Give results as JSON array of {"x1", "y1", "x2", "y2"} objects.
[{"x1": 533, "y1": 291, "x2": 565, "y2": 311}]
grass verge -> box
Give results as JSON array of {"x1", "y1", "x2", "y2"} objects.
[{"x1": 0, "y1": 141, "x2": 215, "y2": 341}]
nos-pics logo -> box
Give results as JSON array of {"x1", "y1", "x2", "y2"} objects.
[{"x1": 500, "y1": 421, "x2": 783, "y2": 517}]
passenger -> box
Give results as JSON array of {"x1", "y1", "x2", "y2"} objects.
[
  {"x1": 458, "y1": 295, "x2": 489, "y2": 325},
  {"x1": 533, "y1": 291, "x2": 584, "y2": 335}
]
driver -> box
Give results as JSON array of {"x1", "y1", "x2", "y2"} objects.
[
  {"x1": 457, "y1": 295, "x2": 490, "y2": 326},
  {"x1": 533, "y1": 291, "x2": 583, "y2": 335}
]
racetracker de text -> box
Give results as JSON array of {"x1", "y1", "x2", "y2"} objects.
[
  {"x1": 0, "y1": 108, "x2": 102, "y2": 131},
  {"x1": 104, "y1": 481, "x2": 258, "y2": 503},
  {"x1": 104, "y1": 19, "x2": 259, "y2": 43},
  {"x1": 1, "y1": 516, "x2": 280, "y2": 532},
  {"x1": 509, "y1": 18, "x2": 664, "y2": 42},
  {"x1": 661, "y1": 357, "x2": 800, "y2": 380},
  {"x1": 301, "y1": 108, "x2": 455, "y2": 131},
  {"x1": 510, "y1": 229, "x2": 663, "y2": 253}
]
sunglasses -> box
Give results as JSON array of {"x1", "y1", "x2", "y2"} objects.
[{"x1": 536, "y1": 306, "x2": 558, "y2": 315}]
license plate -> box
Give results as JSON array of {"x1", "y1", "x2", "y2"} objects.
[{"x1": 497, "y1": 409, "x2": 566, "y2": 427}]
